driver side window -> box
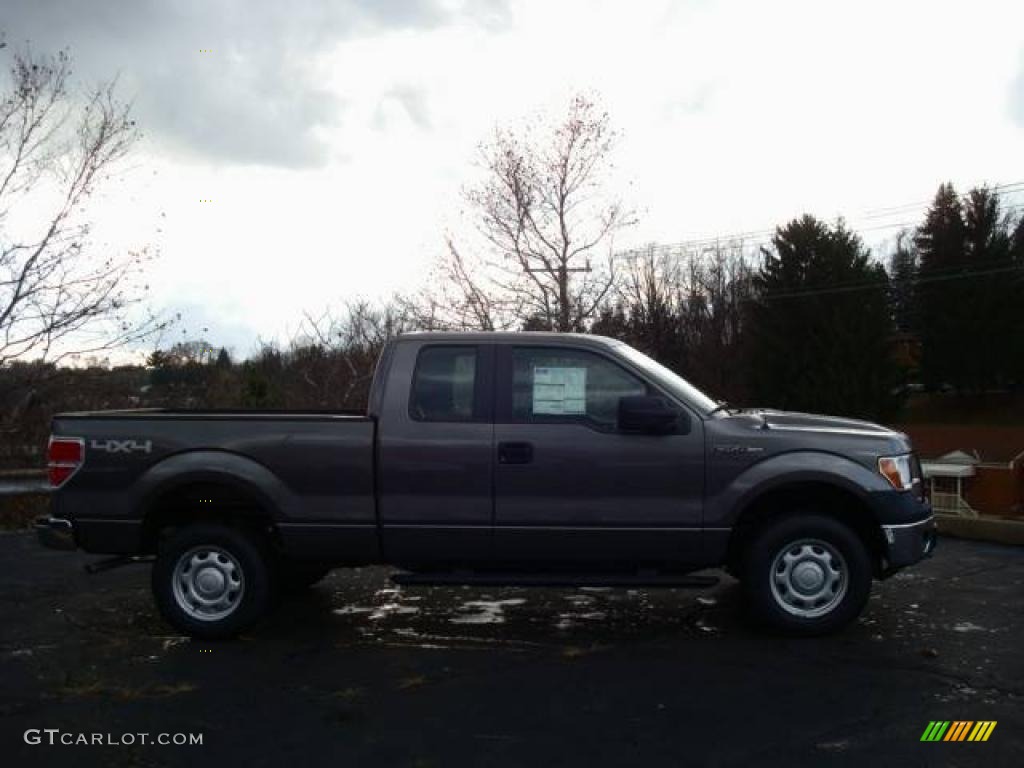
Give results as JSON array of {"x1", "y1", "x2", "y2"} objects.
[{"x1": 510, "y1": 347, "x2": 648, "y2": 429}]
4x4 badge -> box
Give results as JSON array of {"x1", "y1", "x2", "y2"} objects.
[{"x1": 89, "y1": 439, "x2": 152, "y2": 454}]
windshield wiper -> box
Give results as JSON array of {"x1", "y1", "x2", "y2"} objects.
[{"x1": 708, "y1": 400, "x2": 735, "y2": 416}]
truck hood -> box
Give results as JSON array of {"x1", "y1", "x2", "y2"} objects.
[
  {"x1": 754, "y1": 409, "x2": 901, "y2": 438},
  {"x1": 711, "y1": 408, "x2": 912, "y2": 467}
]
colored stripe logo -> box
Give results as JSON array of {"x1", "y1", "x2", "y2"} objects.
[{"x1": 921, "y1": 721, "x2": 997, "y2": 742}]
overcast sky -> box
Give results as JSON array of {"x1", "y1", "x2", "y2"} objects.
[{"x1": 4, "y1": 0, "x2": 1024, "y2": 358}]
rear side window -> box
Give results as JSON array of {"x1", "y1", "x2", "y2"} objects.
[{"x1": 410, "y1": 346, "x2": 479, "y2": 422}]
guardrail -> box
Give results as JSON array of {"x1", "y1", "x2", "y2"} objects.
[{"x1": 0, "y1": 471, "x2": 49, "y2": 496}]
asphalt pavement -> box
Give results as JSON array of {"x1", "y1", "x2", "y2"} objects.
[{"x1": 0, "y1": 532, "x2": 1021, "y2": 767}]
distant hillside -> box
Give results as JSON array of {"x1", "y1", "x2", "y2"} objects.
[{"x1": 898, "y1": 392, "x2": 1024, "y2": 425}]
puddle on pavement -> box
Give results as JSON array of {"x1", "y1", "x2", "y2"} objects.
[
  {"x1": 951, "y1": 622, "x2": 988, "y2": 633},
  {"x1": 450, "y1": 599, "x2": 526, "y2": 625},
  {"x1": 320, "y1": 576, "x2": 734, "y2": 653}
]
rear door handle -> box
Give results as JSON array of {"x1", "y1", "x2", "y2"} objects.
[{"x1": 498, "y1": 441, "x2": 533, "y2": 465}]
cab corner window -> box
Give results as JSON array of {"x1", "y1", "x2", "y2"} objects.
[{"x1": 410, "y1": 346, "x2": 479, "y2": 422}]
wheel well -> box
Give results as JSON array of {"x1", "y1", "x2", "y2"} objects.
[
  {"x1": 726, "y1": 482, "x2": 886, "y2": 575},
  {"x1": 140, "y1": 481, "x2": 277, "y2": 554}
]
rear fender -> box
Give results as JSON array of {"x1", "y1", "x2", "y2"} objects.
[{"x1": 133, "y1": 450, "x2": 297, "y2": 521}]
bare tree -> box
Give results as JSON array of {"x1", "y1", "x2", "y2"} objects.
[
  {"x1": 595, "y1": 242, "x2": 755, "y2": 402},
  {"x1": 0, "y1": 41, "x2": 163, "y2": 370},
  {"x1": 298, "y1": 299, "x2": 414, "y2": 407},
  {"x1": 398, "y1": 237, "x2": 514, "y2": 332},
  {"x1": 440, "y1": 94, "x2": 633, "y2": 332}
]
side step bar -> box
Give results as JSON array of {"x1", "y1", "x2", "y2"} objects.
[
  {"x1": 85, "y1": 555, "x2": 154, "y2": 574},
  {"x1": 391, "y1": 571, "x2": 720, "y2": 588}
]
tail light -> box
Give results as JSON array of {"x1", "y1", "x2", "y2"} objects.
[{"x1": 48, "y1": 437, "x2": 84, "y2": 488}]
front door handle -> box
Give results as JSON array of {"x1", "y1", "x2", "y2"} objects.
[{"x1": 498, "y1": 441, "x2": 533, "y2": 465}]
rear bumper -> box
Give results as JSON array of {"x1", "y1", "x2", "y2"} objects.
[
  {"x1": 879, "y1": 514, "x2": 937, "y2": 577},
  {"x1": 35, "y1": 516, "x2": 77, "y2": 551}
]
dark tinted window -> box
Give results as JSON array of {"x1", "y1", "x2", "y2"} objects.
[
  {"x1": 410, "y1": 346, "x2": 478, "y2": 422},
  {"x1": 510, "y1": 347, "x2": 647, "y2": 428}
]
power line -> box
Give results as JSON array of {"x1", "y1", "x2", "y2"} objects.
[
  {"x1": 735, "y1": 254, "x2": 1023, "y2": 303},
  {"x1": 858, "y1": 180, "x2": 1024, "y2": 219},
  {"x1": 757, "y1": 263, "x2": 1023, "y2": 302},
  {"x1": 616, "y1": 181, "x2": 1024, "y2": 260}
]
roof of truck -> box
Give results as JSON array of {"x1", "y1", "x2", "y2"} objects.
[{"x1": 395, "y1": 331, "x2": 622, "y2": 346}]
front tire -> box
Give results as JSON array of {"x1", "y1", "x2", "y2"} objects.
[
  {"x1": 152, "y1": 523, "x2": 273, "y2": 639},
  {"x1": 741, "y1": 514, "x2": 872, "y2": 635}
]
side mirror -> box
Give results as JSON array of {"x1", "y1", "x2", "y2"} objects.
[{"x1": 617, "y1": 395, "x2": 687, "y2": 435}]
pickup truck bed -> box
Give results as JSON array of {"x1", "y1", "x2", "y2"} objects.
[{"x1": 50, "y1": 409, "x2": 380, "y2": 563}]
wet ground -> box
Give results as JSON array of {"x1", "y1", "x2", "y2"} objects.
[{"x1": 0, "y1": 532, "x2": 1021, "y2": 767}]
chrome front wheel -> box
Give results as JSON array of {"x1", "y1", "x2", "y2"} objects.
[
  {"x1": 742, "y1": 514, "x2": 872, "y2": 635},
  {"x1": 769, "y1": 538, "x2": 848, "y2": 618}
]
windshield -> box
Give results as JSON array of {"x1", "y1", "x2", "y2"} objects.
[{"x1": 614, "y1": 343, "x2": 719, "y2": 415}]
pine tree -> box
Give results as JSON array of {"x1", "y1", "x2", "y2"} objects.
[
  {"x1": 1012, "y1": 216, "x2": 1024, "y2": 387},
  {"x1": 744, "y1": 215, "x2": 898, "y2": 419},
  {"x1": 914, "y1": 183, "x2": 967, "y2": 391},
  {"x1": 915, "y1": 183, "x2": 1020, "y2": 392},
  {"x1": 962, "y1": 187, "x2": 1014, "y2": 389},
  {"x1": 888, "y1": 233, "x2": 918, "y2": 334}
]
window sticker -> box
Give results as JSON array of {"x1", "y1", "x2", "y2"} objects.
[{"x1": 532, "y1": 366, "x2": 586, "y2": 415}]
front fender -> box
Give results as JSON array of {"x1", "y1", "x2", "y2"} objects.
[{"x1": 707, "y1": 450, "x2": 897, "y2": 529}]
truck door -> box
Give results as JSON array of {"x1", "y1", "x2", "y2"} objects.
[
  {"x1": 492, "y1": 344, "x2": 704, "y2": 568},
  {"x1": 376, "y1": 342, "x2": 495, "y2": 567}
]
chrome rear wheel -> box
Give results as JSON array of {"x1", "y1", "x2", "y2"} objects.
[
  {"x1": 172, "y1": 545, "x2": 246, "y2": 622},
  {"x1": 153, "y1": 523, "x2": 272, "y2": 639}
]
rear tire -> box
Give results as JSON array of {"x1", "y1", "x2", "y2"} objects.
[
  {"x1": 152, "y1": 523, "x2": 273, "y2": 639},
  {"x1": 741, "y1": 514, "x2": 872, "y2": 635}
]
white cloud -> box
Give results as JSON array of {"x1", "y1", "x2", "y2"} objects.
[{"x1": 15, "y1": 0, "x2": 1023, "y2": 354}]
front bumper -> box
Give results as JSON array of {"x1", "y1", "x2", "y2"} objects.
[
  {"x1": 35, "y1": 516, "x2": 77, "y2": 551},
  {"x1": 879, "y1": 514, "x2": 936, "y2": 576}
]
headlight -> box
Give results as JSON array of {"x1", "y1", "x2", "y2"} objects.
[{"x1": 878, "y1": 454, "x2": 914, "y2": 491}]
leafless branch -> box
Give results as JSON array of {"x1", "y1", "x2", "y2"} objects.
[{"x1": 0, "y1": 43, "x2": 162, "y2": 376}]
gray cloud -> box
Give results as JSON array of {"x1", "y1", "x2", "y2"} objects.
[
  {"x1": 372, "y1": 84, "x2": 432, "y2": 131},
  {"x1": 1, "y1": 0, "x2": 507, "y2": 168}
]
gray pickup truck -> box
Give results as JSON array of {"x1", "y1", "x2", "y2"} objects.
[{"x1": 38, "y1": 332, "x2": 935, "y2": 638}]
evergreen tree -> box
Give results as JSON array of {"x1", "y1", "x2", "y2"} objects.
[
  {"x1": 1012, "y1": 216, "x2": 1024, "y2": 387},
  {"x1": 915, "y1": 183, "x2": 1021, "y2": 392},
  {"x1": 914, "y1": 183, "x2": 967, "y2": 391},
  {"x1": 962, "y1": 187, "x2": 1014, "y2": 389},
  {"x1": 744, "y1": 215, "x2": 898, "y2": 419},
  {"x1": 888, "y1": 233, "x2": 918, "y2": 334}
]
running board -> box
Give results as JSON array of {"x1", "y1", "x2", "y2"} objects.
[
  {"x1": 84, "y1": 555, "x2": 153, "y2": 574},
  {"x1": 390, "y1": 571, "x2": 719, "y2": 588}
]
